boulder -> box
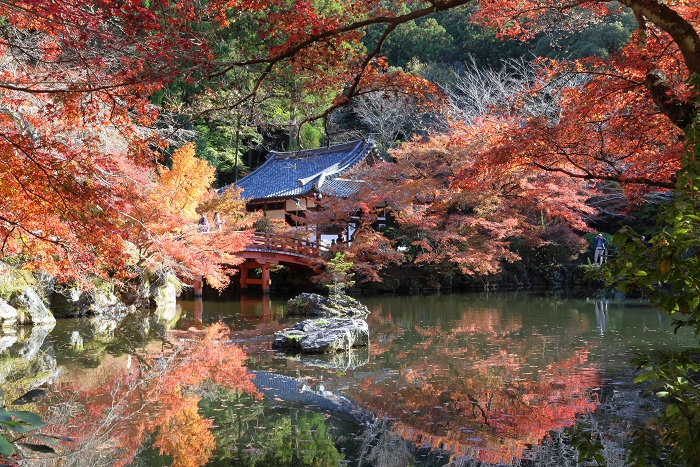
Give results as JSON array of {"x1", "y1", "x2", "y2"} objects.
[
  {"x1": 287, "y1": 293, "x2": 369, "y2": 318},
  {"x1": 272, "y1": 318, "x2": 369, "y2": 353},
  {"x1": 32, "y1": 271, "x2": 57, "y2": 304},
  {"x1": 10, "y1": 287, "x2": 55, "y2": 325},
  {"x1": 50, "y1": 287, "x2": 86, "y2": 317},
  {"x1": 151, "y1": 282, "x2": 177, "y2": 311},
  {"x1": 51, "y1": 283, "x2": 128, "y2": 318},
  {"x1": 0, "y1": 299, "x2": 18, "y2": 327}
]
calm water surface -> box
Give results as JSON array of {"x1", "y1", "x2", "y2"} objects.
[{"x1": 3, "y1": 292, "x2": 697, "y2": 467}]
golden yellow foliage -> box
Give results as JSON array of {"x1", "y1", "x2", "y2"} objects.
[
  {"x1": 153, "y1": 394, "x2": 216, "y2": 467},
  {"x1": 155, "y1": 143, "x2": 216, "y2": 221}
]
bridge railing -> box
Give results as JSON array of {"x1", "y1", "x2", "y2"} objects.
[{"x1": 245, "y1": 232, "x2": 328, "y2": 258}]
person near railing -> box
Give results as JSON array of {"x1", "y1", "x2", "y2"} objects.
[
  {"x1": 198, "y1": 213, "x2": 210, "y2": 233},
  {"x1": 213, "y1": 212, "x2": 224, "y2": 232}
]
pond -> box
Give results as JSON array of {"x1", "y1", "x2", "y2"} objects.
[{"x1": 1, "y1": 291, "x2": 696, "y2": 467}]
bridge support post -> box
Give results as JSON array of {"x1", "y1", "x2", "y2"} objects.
[
  {"x1": 239, "y1": 265, "x2": 249, "y2": 290},
  {"x1": 261, "y1": 263, "x2": 271, "y2": 294},
  {"x1": 238, "y1": 260, "x2": 271, "y2": 293},
  {"x1": 194, "y1": 275, "x2": 203, "y2": 297}
]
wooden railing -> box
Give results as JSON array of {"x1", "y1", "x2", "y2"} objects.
[{"x1": 244, "y1": 232, "x2": 328, "y2": 258}]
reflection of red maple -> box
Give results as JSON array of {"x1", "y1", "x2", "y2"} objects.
[
  {"x1": 40, "y1": 323, "x2": 260, "y2": 467},
  {"x1": 351, "y1": 310, "x2": 600, "y2": 465}
]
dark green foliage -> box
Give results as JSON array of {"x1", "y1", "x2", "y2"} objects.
[
  {"x1": 198, "y1": 390, "x2": 343, "y2": 467},
  {"x1": 195, "y1": 121, "x2": 258, "y2": 188},
  {"x1": 630, "y1": 350, "x2": 700, "y2": 466},
  {"x1": 432, "y1": 7, "x2": 534, "y2": 68},
  {"x1": 593, "y1": 80, "x2": 700, "y2": 466},
  {"x1": 534, "y1": 11, "x2": 637, "y2": 59},
  {"x1": 363, "y1": 6, "x2": 532, "y2": 69},
  {"x1": 364, "y1": 6, "x2": 634, "y2": 71},
  {"x1": 570, "y1": 423, "x2": 606, "y2": 466},
  {"x1": 364, "y1": 16, "x2": 456, "y2": 69}
]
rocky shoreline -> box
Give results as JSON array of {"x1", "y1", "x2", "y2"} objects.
[{"x1": 0, "y1": 263, "x2": 179, "y2": 328}]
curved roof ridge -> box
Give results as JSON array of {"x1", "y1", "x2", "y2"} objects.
[{"x1": 220, "y1": 139, "x2": 375, "y2": 202}]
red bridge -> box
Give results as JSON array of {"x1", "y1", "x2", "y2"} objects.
[{"x1": 237, "y1": 232, "x2": 327, "y2": 292}]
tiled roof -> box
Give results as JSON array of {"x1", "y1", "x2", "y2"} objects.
[{"x1": 220, "y1": 139, "x2": 374, "y2": 202}]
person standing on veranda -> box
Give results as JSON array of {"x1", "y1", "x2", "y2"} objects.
[
  {"x1": 593, "y1": 234, "x2": 606, "y2": 265},
  {"x1": 198, "y1": 213, "x2": 210, "y2": 233},
  {"x1": 213, "y1": 212, "x2": 224, "y2": 232}
]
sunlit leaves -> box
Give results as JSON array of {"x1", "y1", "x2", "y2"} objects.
[
  {"x1": 316, "y1": 130, "x2": 593, "y2": 280},
  {"x1": 155, "y1": 143, "x2": 216, "y2": 221},
  {"x1": 125, "y1": 144, "x2": 254, "y2": 290}
]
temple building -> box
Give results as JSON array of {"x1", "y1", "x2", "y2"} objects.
[{"x1": 219, "y1": 139, "x2": 377, "y2": 245}]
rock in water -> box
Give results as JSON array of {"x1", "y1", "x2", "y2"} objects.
[{"x1": 272, "y1": 318, "x2": 369, "y2": 353}]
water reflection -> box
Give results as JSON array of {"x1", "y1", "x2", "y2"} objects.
[
  {"x1": 346, "y1": 304, "x2": 600, "y2": 465},
  {"x1": 2, "y1": 323, "x2": 258, "y2": 467},
  {"x1": 595, "y1": 300, "x2": 608, "y2": 335},
  {"x1": 0, "y1": 292, "x2": 695, "y2": 466},
  {"x1": 193, "y1": 390, "x2": 345, "y2": 467},
  {"x1": 236, "y1": 293, "x2": 693, "y2": 466}
]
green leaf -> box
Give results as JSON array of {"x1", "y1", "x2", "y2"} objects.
[
  {"x1": 0, "y1": 435, "x2": 13, "y2": 457},
  {"x1": 666, "y1": 403, "x2": 680, "y2": 416},
  {"x1": 32, "y1": 435, "x2": 59, "y2": 446},
  {"x1": 17, "y1": 443, "x2": 55, "y2": 454},
  {"x1": 5, "y1": 410, "x2": 46, "y2": 428}
]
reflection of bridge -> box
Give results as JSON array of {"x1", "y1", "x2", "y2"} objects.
[
  {"x1": 238, "y1": 232, "x2": 327, "y2": 292},
  {"x1": 250, "y1": 371, "x2": 373, "y2": 425}
]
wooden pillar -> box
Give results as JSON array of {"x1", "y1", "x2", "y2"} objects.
[
  {"x1": 239, "y1": 264, "x2": 248, "y2": 289},
  {"x1": 261, "y1": 262, "x2": 271, "y2": 294},
  {"x1": 194, "y1": 275, "x2": 203, "y2": 297}
]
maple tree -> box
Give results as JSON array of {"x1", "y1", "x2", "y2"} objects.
[
  {"x1": 306, "y1": 131, "x2": 593, "y2": 282},
  {"x1": 124, "y1": 142, "x2": 256, "y2": 290},
  {"x1": 460, "y1": 1, "x2": 699, "y2": 198},
  {"x1": 0, "y1": 0, "x2": 697, "y2": 286},
  {"x1": 0, "y1": 0, "x2": 449, "y2": 285}
]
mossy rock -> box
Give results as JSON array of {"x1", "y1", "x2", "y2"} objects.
[{"x1": 287, "y1": 293, "x2": 369, "y2": 317}]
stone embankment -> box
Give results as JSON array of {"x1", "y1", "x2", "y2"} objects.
[
  {"x1": 0, "y1": 263, "x2": 179, "y2": 327},
  {"x1": 0, "y1": 262, "x2": 183, "y2": 396}
]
